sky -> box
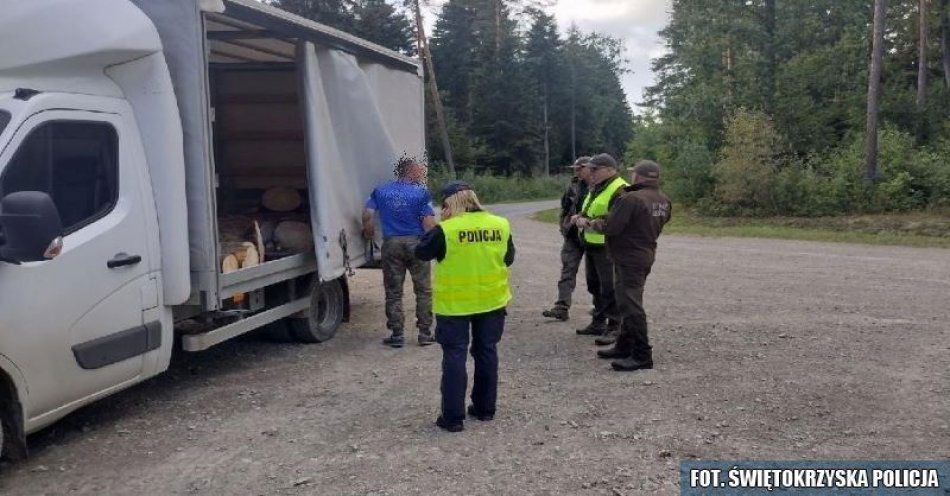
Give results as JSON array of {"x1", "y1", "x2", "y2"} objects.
[{"x1": 421, "y1": 0, "x2": 673, "y2": 110}]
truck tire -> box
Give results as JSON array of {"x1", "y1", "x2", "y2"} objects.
[{"x1": 288, "y1": 278, "x2": 344, "y2": 343}]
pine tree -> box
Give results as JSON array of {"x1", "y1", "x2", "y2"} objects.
[{"x1": 351, "y1": 0, "x2": 415, "y2": 54}]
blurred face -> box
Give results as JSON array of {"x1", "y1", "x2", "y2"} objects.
[{"x1": 406, "y1": 163, "x2": 427, "y2": 184}]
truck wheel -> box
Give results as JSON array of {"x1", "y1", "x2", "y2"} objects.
[{"x1": 289, "y1": 278, "x2": 344, "y2": 343}]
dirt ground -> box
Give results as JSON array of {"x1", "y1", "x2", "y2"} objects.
[{"x1": 1, "y1": 201, "x2": 948, "y2": 495}]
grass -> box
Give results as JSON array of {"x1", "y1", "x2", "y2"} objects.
[{"x1": 532, "y1": 208, "x2": 950, "y2": 249}]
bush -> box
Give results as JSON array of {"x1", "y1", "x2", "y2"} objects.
[
  {"x1": 426, "y1": 170, "x2": 568, "y2": 205},
  {"x1": 708, "y1": 109, "x2": 786, "y2": 215}
]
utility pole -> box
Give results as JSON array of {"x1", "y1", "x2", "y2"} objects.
[
  {"x1": 865, "y1": 0, "x2": 887, "y2": 182},
  {"x1": 411, "y1": 0, "x2": 455, "y2": 175}
]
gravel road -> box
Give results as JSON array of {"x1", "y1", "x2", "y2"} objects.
[{"x1": 1, "y1": 202, "x2": 947, "y2": 495}]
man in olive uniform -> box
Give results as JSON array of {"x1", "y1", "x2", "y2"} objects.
[
  {"x1": 571, "y1": 153, "x2": 628, "y2": 343},
  {"x1": 542, "y1": 157, "x2": 591, "y2": 321},
  {"x1": 583, "y1": 160, "x2": 672, "y2": 371}
]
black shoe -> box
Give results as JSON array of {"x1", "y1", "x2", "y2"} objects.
[
  {"x1": 436, "y1": 416, "x2": 464, "y2": 432},
  {"x1": 594, "y1": 328, "x2": 619, "y2": 346},
  {"x1": 597, "y1": 347, "x2": 631, "y2": 359},
  {"x1": 382, "y1": 335, "x2": 405, "y2": 348},
  {"x1": 610, "y1": 357, "x2": 654, "y2": 371},
  {"x1": 467, "y1": 405, "x2": 494, "y2": 422},
  {"x1": 418, "y1": 334, "x2": 436, "y2": 347},
  {"x1": 542, "y1": 306, "x2": 569, "y2": 321},
  {"x1": 576, "y1": 323, "x2": 607, "y2": 336}
]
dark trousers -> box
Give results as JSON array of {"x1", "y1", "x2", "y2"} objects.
[
  {"x1": 614, "y1": 265, "x2": 652, "y2": 361},
  {"x1": 382, "y1": 236, "x2": 432, "y2": 335},
  {"x1": 554, "y1": 236, "x2": 585, "y2": 308},
  {"x1": 435, "y1": 309, "x2": 506, "y2": 424},
  {"x1": 585, "y1": 246, "x2": 619, "y2": 328}
]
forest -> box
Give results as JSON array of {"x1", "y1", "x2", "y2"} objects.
[
  {"x1": 633, "y1": 0, "x2": 950, "y2": 215},
  {"x1": 271, "y1": 0, "x2": 950, "y2": 215}
]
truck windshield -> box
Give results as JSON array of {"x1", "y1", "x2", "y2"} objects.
[{"x1": 0, "y1": 111, "x2": 9, "y2": 135}]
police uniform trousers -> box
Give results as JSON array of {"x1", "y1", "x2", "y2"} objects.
[
  {"x1": 435, "y1": 308, "x2": 506, "y2": 424},
  {"x1": 613, "y1": 264, "x2": 652, "y2": 361}
]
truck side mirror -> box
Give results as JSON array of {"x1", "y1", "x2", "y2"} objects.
[{"x1": 0, "y1": 191, "x2": 64, "y2": 263}]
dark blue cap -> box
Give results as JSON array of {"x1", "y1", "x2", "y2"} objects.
[{"x1": 440, "y1": 180, "x2": 473, "y2": 201}]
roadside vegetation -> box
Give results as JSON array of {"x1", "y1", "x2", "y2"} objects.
[
  {"x1": 427, "y1": 171, "x2": 568, "y2": 204},
  {"x1": 533, "y1": 207, "x2": 950, "y2": 249}
]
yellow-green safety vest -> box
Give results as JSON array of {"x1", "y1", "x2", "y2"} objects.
[
  {"x1": 580, "y1": 176, "x2": 629, "y2": 245},
  {"x1": 433, "y1": 211, "x2": 512, "y2": 316}
]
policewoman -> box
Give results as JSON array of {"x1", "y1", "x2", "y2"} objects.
[{"x1": 415, "y1": 181, "x2": 516, "y2": 432}]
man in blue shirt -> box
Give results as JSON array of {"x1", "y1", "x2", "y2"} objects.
[{"x1": 362, "y1": 156, "x2": 437, "y2": 348}]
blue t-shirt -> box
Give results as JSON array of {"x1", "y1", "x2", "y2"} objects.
[{"x1": 365, "y1": 180, "x2": 435, "y2": 237}]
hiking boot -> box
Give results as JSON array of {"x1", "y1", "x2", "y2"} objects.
[
  {"x1": 467, "y1": 404, "x2": 494, "y2": 422},
  {"x1": 594, "y1": 327, "x2": 619, "y2": 346},
  {"x1": 597, "y1": 347, "x2": 631, "y2": 359},
  {"x1": 542, "y1": 306, "x2": 569, "y2": 321},
  {"x1": 576, "y1": 323, "x2": 607, "y2": 336},
  {"x1": 610, "y1": 357, "x2": 654, "y2": 371},
  {"x1": 436, "y1": 416, "x2": 464, "y2": 433},
  {"x1": 382, "y1": 335, "x2": 405, "y2": 348},
  {"x1": 418, "y1": 334, "x2": 436, "y2": 347}
]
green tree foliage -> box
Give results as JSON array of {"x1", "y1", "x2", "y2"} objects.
[
  {"x1": 640, "y1": 0, "x2": 950, "y2": 215},
  {"x1": 269, "y1": 0, "x2": 414, "y2": 54},
  {"x1": 429, "y1": 0, "x2": 633, "y2": 175}
]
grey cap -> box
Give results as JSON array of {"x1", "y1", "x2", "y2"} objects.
[{"x1": 588, "y1": 153, "x2": 618, "y2": 169}]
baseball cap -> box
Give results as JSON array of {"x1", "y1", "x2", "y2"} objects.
[
  {"x1": 440, "y1": 180, "x2": 473, "y2": 201},
  {"x1": 631, "y1": 160, "x2": 661, "y2": 180},
  {"x1": 588, "y1": 153, "x2": 618, "y2": 169},
  {"x1": 564, "y1": 156, "x2": 592, "y2": 169}
]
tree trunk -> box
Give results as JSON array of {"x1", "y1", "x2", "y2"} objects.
[
  {"x1": 916, "y1": 0, "x2": 929, "y2": 142},
  {"x1": 570, "y1": 60, "x2": 577, "y2": 160},
  {"x1": 865, "y1": 0, "x2": 887, "y2": 181},
  {"x1": 764, "y1": 0, "x2": 776, "y2": 113},
  {"x1": 942, "y1": 0, "x2": 950, "y2": 88},
  {"x1": 542, "y1": 83, "x2": 550, "y2": 175},
  {"x1": 411, "y1": 0, "x2": 455, "y2": 175}
]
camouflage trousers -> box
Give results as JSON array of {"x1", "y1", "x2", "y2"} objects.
[{"x1": 382, "y1": 236, "x2": 433, "y2": 336}]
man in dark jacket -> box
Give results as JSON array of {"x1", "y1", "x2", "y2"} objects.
[
  {"x1": 542, "y1": 157, "x2": 591, "y2": 321},
  {"x1": 586, "y1": 160, "x2": 672, "y2": 371}
]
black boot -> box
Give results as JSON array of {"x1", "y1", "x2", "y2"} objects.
[
  {"x1": 597, "y1": 347, "x2": 631, "y2": 359},
  {"x1": 467, "y1": 405, "x2": 494, "y2": 421},
  {"x1": 382, "y1": 334, "x2": 405, "y2": 348},
  {"x1": 610, "y1": 356, "x2": 654, "y2": 371},
  {"x1": 594, "y1": 327, "x2": 619, "y2": 346},
  {"x1": 542, "y1": 306, "x2": 569, "y2": 321},
  {"x1": 436, "y1": 416, "x2": 464, "y2": 432},
  {"x1": 576, "y1": 322, "x2": 606, "y2": 336}
]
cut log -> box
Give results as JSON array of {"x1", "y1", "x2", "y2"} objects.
[
  {"x1": 221, "y1": 254, "x2": 244, "y2": 303},
  {"x1": 242, "y1": 244, "x2": 260, "y2": 269},
  {"x1": 262, "y1": 187, "x2": 302, "y2": 212},
  {"x1": 274, "y1": 221, "x2": 314, "y2": 253}
]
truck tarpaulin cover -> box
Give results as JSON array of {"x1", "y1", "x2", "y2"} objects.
[
  {"x1": 298, "y1": 42, "x2": 424, "y2": 281},
  {"x1": 131, "y1": 0, "x2": 424, "y2": 289}
]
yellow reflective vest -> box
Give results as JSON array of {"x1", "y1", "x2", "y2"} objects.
[
  {"x1": 433, "y1": 211, "x2": 512, "y2": 316},
  {"x1": 580, "y1": 176, "x2": 629, "y2": 245}
]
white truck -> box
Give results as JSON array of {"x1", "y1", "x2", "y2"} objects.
[{"x1": 0, "y1": 0, "x2": 424, "y2": 458}]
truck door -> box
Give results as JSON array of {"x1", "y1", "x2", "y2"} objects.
[{"x1": 0, "y1": 102, "x2": 161, "y2": 422}]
